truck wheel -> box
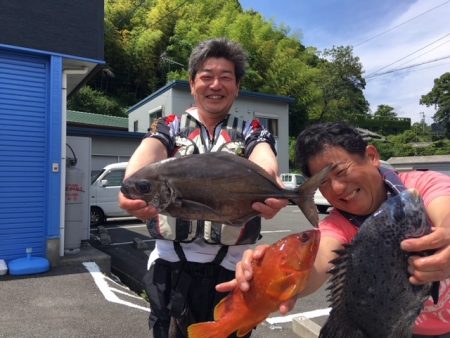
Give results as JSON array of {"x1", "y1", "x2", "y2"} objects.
[{"x1": 90, "y1": 207, "x2": 106, "y2": 227}]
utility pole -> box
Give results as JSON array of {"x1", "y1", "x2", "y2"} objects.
[{"x1": 420, "y1": 112, "x2": 426, "y2": 133}]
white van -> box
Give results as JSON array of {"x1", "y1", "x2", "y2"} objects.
[
  {"x1": 280, "y1": 173, "x2": 306, "y2": 189},
  {"x1": 90, "y1": 162, "x2": 130, "y2": 226}
]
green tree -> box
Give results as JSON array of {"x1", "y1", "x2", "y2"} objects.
[
  {"x1": 312, "y1": 46, "x2": 369, "y2": 123},
  {"x1": 420, "y1": 72, "x2": 450, "y2": 137},
  {"x1": 68, "y1": 86, "x2": 125, "y2": 117},
  {"x1": 373, "y1": 104, "x2": 397, "y2": 119}
]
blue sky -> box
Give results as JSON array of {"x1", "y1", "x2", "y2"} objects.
[{"x1": 239, "y1": 0, "x2": 450, "y2": 124}]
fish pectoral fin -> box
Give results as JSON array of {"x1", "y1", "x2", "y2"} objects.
[
  {"x1": 266, "y1": 274, "x2": 299, "y2": 301},
  {"x1": 213, "y1": 295, "x2": 233, "y2": 320},
  {"x1": 180, "y1": 199, "x2": 221, "y2": 216}
]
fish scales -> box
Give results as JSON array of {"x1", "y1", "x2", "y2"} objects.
[
  {"x1": 187, "y1": 230, "x2": 321, "y2": 338},
  {"x1": 319, "y1": 189, "x2": 433, "y2": 338},
  {"x1": 121, "y1": 152, "x2": 332, "y2": 227}
]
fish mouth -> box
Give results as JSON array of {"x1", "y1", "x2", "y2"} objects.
[
  {"x1": 120, "y1": 184, "x2": 141, "y2": 200},
  {"x1": 120, "y1": 185, "x2": 130, "y2": 196}
]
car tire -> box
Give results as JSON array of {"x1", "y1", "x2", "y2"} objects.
[
  {"x1": 317, "y1": 205, "x2": 329, "y2": 213},
  {"x1": 90, "y1": 207, "x2": 106, "y2": 227}
]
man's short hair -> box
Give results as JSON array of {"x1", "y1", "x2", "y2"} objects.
[
  {"x1": 296, "y1": 122, "x2": 367, "y2": 177},
  {"x1": 188, "y1": 38, "x2": 247, "y2": 83}
]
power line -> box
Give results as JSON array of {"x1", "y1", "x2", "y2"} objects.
[
  {"x1": 147, "y1": 0, "x2": 190, "y2": 29},
  {"x1": 354, "y1": 0, "x2": 450, "y2": 47},
  {"x1": 395, "y1": 38, "x2": 450, "y2": 69},
  {"x1": 366, "y1": 33, "x2": 450, "y2": 78},
  {"x1": 366, "y1": 54, "x2": 450, "y2": 79}
]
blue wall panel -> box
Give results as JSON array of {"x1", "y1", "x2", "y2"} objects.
[
  {"x1": 46, "y1": 56, "x2": 62, "y2": 238},
  {"x1": 0, "y1": 50, "x2": 49, "y2": 261}
]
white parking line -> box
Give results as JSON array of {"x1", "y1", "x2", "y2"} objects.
[
  {"x1": 83, "y1": 261, "x2": 329, "y2": 328},
  {"x1": 260, "y1": 230, "x2": 291, "y2": 234},
  {"x1": 83, "y1": 262, "x2": 150, "y2": 312},
  {"x1": 266, "y1": 308, "x2": 331, "y2": 324}
]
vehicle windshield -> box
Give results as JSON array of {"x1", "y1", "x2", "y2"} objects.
[
  {"x1": 91, "y1": 169, "x2": 105, "y2": 184},
  {"x1": 281, "y1": 175, "x2": 292, "y2": 182},
  {"x1": 280, "y1": 174, "x2": 306, "y2": 186},
  {"x1": 296, "y1": 175, "x2": 306, "y2": 185}
]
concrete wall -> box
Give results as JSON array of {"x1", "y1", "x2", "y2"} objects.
[{"x1": 91, "y1": 136, "x2": 141, "y2": 173}]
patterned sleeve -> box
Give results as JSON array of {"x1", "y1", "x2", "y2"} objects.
[
  {"x1": 242, "y1": 119, "x2": 277, "y2": 157},
  {"x1": 146, "y1": 114, "x2": 180, "y2": 155}
]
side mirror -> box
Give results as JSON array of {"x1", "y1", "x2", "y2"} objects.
[{"x1": 100, "y1": 179, "x2": 108, "y2": 187}]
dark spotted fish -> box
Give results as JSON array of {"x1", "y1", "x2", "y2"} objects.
[
  {"x1": 319, "y1": 189, "x2": 437, "y2": 338},
  {"x1": 121, "y1": 151, "x2": 332, "y2": 227}
]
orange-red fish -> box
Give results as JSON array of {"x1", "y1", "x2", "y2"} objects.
[{"x1": 187, "y1": 229, "x2": 320, "y2": 338}]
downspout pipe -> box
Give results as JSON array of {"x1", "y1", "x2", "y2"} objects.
[{"x1": 60, "y1": 67, "x2": 88, "y2": 257}]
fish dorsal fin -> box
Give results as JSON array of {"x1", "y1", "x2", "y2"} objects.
[
  {"x1": 327, "y1": 244, "x2": 351, "y2": 308},
  {"x1": 326, "y1": 245, "x2": 351, "y2": 308},
  {"x1": 207, "y1": 152, "x2": 279, "y2": 187},
  {"x1": 266, "y1": 273, "x2": 299, "y2": 301},
  {"x1": 319, "y1": 244, "x2": 368, "y2": 338}
]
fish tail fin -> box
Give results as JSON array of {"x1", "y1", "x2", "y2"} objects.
[
  {"x1": 319, "y1": 311, "x2": 366, "y2": 338},
  {"x1": 187, "y1": 322, "x2": 229, "y2": 338},
  {"x1": 290, "y1": 194, "x2": 319, "y2": 228},
  {"x1": 294, "y1": 164, "x2": 335, "y2": 227}
]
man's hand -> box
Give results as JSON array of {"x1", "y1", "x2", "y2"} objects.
[
  {"x1": 402, "y1": 226, "x2": 450, "y2": 284},
  {"x1": 402, "y1": 195, "x2": 450, "y2": 285},
  {"x1": 117, "y1": 137, "x2": 168, "y2": 223},
  {"x1": 252, "y1": 198, "x2": 288, "y2": 220},
  {"x1": 118, "y1": 192, "x2": 159, "y2": 223}
]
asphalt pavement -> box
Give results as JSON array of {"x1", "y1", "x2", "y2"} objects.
[
  {"x1": 0, "y1": 207, "x2": 329, "y2": 338},
  {"x1": 0, "y1": 242, "x2": 150, "y2": 338}
]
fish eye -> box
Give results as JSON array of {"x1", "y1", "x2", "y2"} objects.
[
  {"x1": 300, "y1": 232, "x2": 310, "y2": 243},
  {"x1": 136, "y1": 180, "x2": 151, "y2": 193}
]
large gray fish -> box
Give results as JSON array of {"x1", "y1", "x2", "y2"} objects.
[
  {"x1": 319, "y1": 189, "x2": 438, "y2": 338},
  {"x1": 120, "y1": 151, "x2": 332, "y2": 227}
]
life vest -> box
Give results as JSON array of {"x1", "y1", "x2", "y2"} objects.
[{"x1": 147, "y1": 112, "x2": 261, "y2": 246}]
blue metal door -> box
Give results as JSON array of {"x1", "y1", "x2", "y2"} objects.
[{"x1": 0, "y1": 50, "x2": 49, "y2": 261}]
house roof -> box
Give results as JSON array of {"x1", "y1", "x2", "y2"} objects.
[
  {"x1": 67, "y1": 110, "x2": 128, "y2": 130},
  {"x1": 127, "y1": 80, "x2": 296, "y2": 113},
  {"x1": 356, "y1": 127, "x2": 385, "y2": 142},
  {"x1": 388, "y1": 155, "x2": 450, "y2": 164}
]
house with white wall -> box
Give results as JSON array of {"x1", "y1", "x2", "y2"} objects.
[{"x1": 127, "y1": 80, "x2": 294, "y2": 173}]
